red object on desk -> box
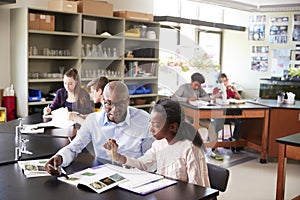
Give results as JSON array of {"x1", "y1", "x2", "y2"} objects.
[{"x1": 2, "y1": 96, "x2": 16, "y2": 121}]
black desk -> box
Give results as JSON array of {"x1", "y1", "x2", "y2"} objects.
[
  {"x1": 0, "y1": 113, "x2": 77, "y2": 138},
  {"x1": 0, "y1": 153, "x2": 219, "y2": 200},
  {"x1": 0, "y1": 132, "x2": 69, "y2": 165},
  {"x1": 276, "y1": 133, "x2": 300, "y2": 200}
]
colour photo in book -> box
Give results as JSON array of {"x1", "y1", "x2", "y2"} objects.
[
  {"x1": 58, "y1": 164, "x2": 176, "y2": 195},
  {"x1": 18, "y1": 159, "x2": 51, "y2": 178},
  {"x1": 57, "y1": 165, "x2": 127, "y2": 194}
]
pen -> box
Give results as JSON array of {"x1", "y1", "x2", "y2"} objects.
[{"x1": 48, "y1": 164, "x2": 69, "y2": 179}]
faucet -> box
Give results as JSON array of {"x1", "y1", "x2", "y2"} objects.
[{"x1": 15, "y1": 118, "x2": 32, "y2": 159}]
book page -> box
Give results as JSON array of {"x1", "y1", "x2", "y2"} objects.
[
  {"x1": 18, "y1": 159, "x2": 50, "y2": 178},
  {"x1": 58, "y1": 164, "x2": 176, "y2": 194},
  {"x1": 58, "y1": 165, "x2": 126, "y2": 194}
]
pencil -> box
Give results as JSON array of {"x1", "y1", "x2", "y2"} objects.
[{"x1": 111, "y1": 141, "x2": 114, "y2": 165}]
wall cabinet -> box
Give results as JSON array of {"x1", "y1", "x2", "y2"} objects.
[{"x1": 11, "y1": 7, "x2": 160, "y2": 117}]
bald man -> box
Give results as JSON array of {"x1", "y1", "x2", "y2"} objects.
[{"x1": 45, "y1": 81, "x2": 154, "y2": 175}]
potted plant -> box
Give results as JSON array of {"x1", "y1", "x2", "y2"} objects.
[{"x1": 288, "y1": 67, "x2": 300, "y2": 81}]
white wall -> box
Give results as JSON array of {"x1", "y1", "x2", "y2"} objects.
[
  {"x1": 0, "y1": 8, "x2": 10, "y2": 89},
  {"x1": 222, "y1": 10, "x2": 298, "y2": 99}
]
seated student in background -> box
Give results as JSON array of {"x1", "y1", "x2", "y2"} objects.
[
  {"x1": 87, "y1": 76, "x2": 109, "y2": 112},
  {"x1": 103, "y1": 98, "x2": 210, "y2": 187},
  {"x1": 171, "y1": 72, "x2": 218, "y2": 142},
  {"x1": 45, "y1": 81, "x2": 154, "y2": 175},
  {"x1": 72, "y1": 76, "x2": 109, "y2": 125},
  {"x1": 213, "y1": 73, "x2": 241, "y2": 100},
  {"x1": 212, "y1": 73, "x2": 242, "y2": 152},
  {"x1": 43, "y1": 67, "x2": 93, "y2": 120}
]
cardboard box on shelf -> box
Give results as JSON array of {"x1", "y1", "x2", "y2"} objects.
[
  {"x1": 39, "y1": 14, "x2": 55, "y2": 31},
  {"x1": 48, "y1": 0, "x2": 78, "y2": 13},
  {"x1": 28, "y1": 13, "x2": 40, "y2": 30},
  {"x1": 83, "y1": 19, "x2": 97, "y2": 34},
  {"x1": 113, "y1": 11, "x2": 153, "y2": 21},
  {"x1": 77, "y1": 0, "x2": 113, "y2": 17}
]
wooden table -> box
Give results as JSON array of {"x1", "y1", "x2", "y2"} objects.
[
  {"x1": 181, "y1": 102, "x2": 270, "y2": 163},
  {"x1": 276, "y1": 132, "x2": 300, "y2": 200}
]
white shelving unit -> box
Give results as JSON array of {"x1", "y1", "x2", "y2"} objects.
[{"x1": 11, "y1": 7, "x2": 160, "y2": 116}]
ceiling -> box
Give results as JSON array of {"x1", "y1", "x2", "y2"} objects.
[{"x1": 191, "y1": 0, "x2": 300, "y2": 12}]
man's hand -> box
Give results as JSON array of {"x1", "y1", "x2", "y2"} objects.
[{"x1": 45, "y1": 155, "x2": 63, "y2": 176}]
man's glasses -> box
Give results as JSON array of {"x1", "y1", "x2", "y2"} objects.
[{"x1": 103, "y1": 98, "x2": 128, "y2": 109}]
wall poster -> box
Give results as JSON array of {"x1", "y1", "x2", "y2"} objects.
[
  {"x1": 251, "y1": 46, "x2": 269, "y2": 72},
  {"x1": 269, "y1": 17, "x2": 289, "y2": 44},
  {"x1": 292, "y1": 14, "x2": 300, "y2": 41},
  {"x1": 248, "y1": 15, "x2": 266, "y2": 41},
  {"x1": 271, "y1": 49, "x2": 290, "y2": 78}
]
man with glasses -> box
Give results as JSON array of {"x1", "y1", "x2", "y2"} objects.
[{"x1": 45, "y1": 81, "x2": 154, "y2": 174}]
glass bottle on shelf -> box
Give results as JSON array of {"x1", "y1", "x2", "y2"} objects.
[
  {"x1": 103, "y1": 48, "x2": 107, "y2": 57},
  {"x1": 98, "y1": 44, "x2": 103, "y2": 57},
  {"x1": 113, "y1": 48, "x2": 117, "y2": 57},
  {"x1": 81, "y1": 44, "x2": 85, "y2": 57},
  {"x1": 85, "y1": 44, "x2": 91, "y2": 57}
]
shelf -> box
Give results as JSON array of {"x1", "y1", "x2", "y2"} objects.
[
  {"x1": 124, "y1": 76, "x2": 158, "y2": 80},
  {"x1": 29, "y1": 78, "x2": 63, "y2": 83},
  {"x1": 129, "y1": 94, "x2": 157, "y2": 98},
  {"x1": 29, "y1": 30, "x2": 79, "y2": 36},
  {"x1": 81, "y1": 76, "x2": 121, "y2": 82},
  {"x1": 81, "y1": 57, "x2": 122, "y2": 60},
  {"x1": 11, "y1": 7, "x2": 159, "y2": 116},
  {"x1": 124, "y1": 58, "x2": 159, "y2": 61},
  {"x1": 28, "y1": 101, "x2": 52, "y2": 106},
  {"x1": 125, "y1": 37, "x2": 159, "y2": 42},
  {"x1": 82, "y1": 34, "x2": 123, "y2": 39},
  {"x1": 29, "y1": 56, "x2": 79, "y2": 60}
]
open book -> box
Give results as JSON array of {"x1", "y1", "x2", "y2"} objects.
[
  {"x1": 18, "y1": 159, "x2": 51, "y2": 178},
  {"x1": 58, "y1": 164, "x2": 177, "y2": 195}
]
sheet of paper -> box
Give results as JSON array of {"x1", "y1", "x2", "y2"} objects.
[
  {"x1": 188, "y1": 100, "x2": 209, "y2": 107},
  {"x1": 38, "y1": 107, "x2": 75, "y2": 128},
  {"x1": 20, "y1": 125, "x2": 44, "y2": 134}
]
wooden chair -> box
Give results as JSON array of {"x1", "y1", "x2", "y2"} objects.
[{"x1": 207, "y1": 163, "x2": 230, "y2": 193}]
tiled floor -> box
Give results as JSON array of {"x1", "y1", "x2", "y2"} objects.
[{"x1": 203, "y1": 126, "x2": 300, "y2": 200}]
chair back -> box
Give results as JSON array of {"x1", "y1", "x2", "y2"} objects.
[{"x1": 207, "y1": 163, "x2": 230, "y2": 192}]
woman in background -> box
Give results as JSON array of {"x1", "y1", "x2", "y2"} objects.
[{"x1": 43, "y1": 68, "x2": 93, "y2": 120}]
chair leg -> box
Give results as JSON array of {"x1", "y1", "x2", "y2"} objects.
[
  {"x1": 229, "y1": 123, "x2": 233, "y2": 139},
  {"x1": 222, "y1": 129, "x2": 225, "y2": 141}
]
